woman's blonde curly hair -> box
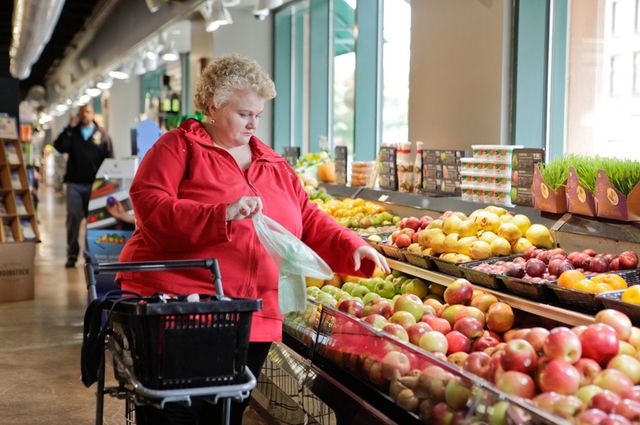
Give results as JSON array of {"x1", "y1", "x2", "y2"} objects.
[{"x1": 194, "y1": 54, "x2": 276, "y2": 114}]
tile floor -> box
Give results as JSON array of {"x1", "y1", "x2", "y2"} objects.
[{"x1": 0, "y1": 186, "x2": 271, "y2": 424}]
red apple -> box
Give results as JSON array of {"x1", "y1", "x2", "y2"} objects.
[
  {"x1": 389, "y1": 310, "x2": 418, "y2": 329},
  {"x1": 574, "y1": 358, "x2": 602, "y2": 386},
  {"x1": 404, "y1": 216, "x2": 421, "y2": 231},
  {"x1": 470, "y1": 293, "x2": 498, "y2": 313},
  {"x1": 543, "y1": 326, "x2": 582, "y2": 364},
  {"x1": 395, "y1": 233, "x2": 412, "y2": 248},
  {"x1": 525, "y1": 258, "x2": 546, "y2": 277},
  {"x1": 596, "y1": 310, "x2": 633, "y2": 341},
  {"x1": 337, "y1": 298, "x2": 364, "y2": 317},
  {"x1": 576, "y1": 385, "x2": 604, "y2": 406},
  {"x1": 381, "y1": 350, "x2": 411, "y2": 381},
  {"x1": 488, "y1": 350, "x2": 505, "y2": 382},
  {"x1": 501, "y1": 339, "x2": 538, "y2": 374},
  {"x1": 447, "y1": 352, "x2": 469, "y2": 368},
  {"x1": 406, "y1": 322, "x2": 433, "y2": 346},
  {"x1": 362, "y1": 299, "x2": 393, "y2": 319},
  {"x1": 416, "y1": 365, "x2": 454, "y2": 401},
  {"x1": 619, "y1": 251, "x2": 639, "y2": 269},
  {"x1": 553, "y1": 395, "x2": 585, "y2": 419},
  {"x1": 453, "y1": 306, "x2": 486, "y2": 327},
  {"x1": 472, "y1": 335, "x2": 500, "y2": 352},
  {"x1": 613, "y1": 399, "x2": 640, "y2": 422},
  {"x1": 360, "y1": 314, "x2": 388, "y2": 330},
  {"x1": 533, "y1": 391, "x2": 564, "y2": 411},
  {"x1": 446, "y1": 331, "x2": 471, "y2": 354},
  {"x1": 464, "y1": 352, "x2": 492, "y2": 380},
  {"x1": 441, "y1": 305, "x2": 466, "y2": 327},
  {"x1": 422, "y1": 304, "x2": 437, "y2": 318},
  {"x1": 572, "y1": 325, "x2": 588, "y2": 337},
  {"x1": 575, "y1": 408, "x2": 608, "y2": 425},
  {"x1": 524, "y1": 327, "x2": 550, "y2": 354},
  {"x1": 424, "y1": 298, "x2": 445, "y2": 316},
  {"x1": 538, "y1": 359, "x2": 580, "y2": 395},
  {"x1": 453, "y1": 317, "x2": 484, "y2": 339},
  {"x1": 583, "y1": 248, "x2": 598, "y2": 257},
  {"x1": 589, "y1": 255, "x2": 610, "y2": 273},
  {"x1": 443, "y1": 279, "x2": 474, "y2": 306},
  {"x1": 601, "y1": 414, "x2": 632, "y2": 425},
  {"x1": 423, "y1": 317, "x2": 452, "y2": 335},
  {"x1": 581, "y1": 324, "x2": 620, "y2": 367},
  {"x1": 590, "y1": 390, "x2": 621, "y2": 413},
  {"x1": 382, "y1": 323, "x2": 409, "y2": 342},
  {"x1": 419, "y1": 331, "x2": 448, "y2": 354},
  {"x1": 594, "y1": 369, "x2": 634, "y2": 396},
  {"x1": 495, "y1": 371, "x2": 536, "y2": 399},
  {"x1": 486, "y1": 302, "x2": 515, "y2": 333},
  {"x1": 610, "y1": 258, "x2": 621, "y2": 271},
  {"x1": 393, "y1": 294, "x2": 425, "y2": 321},
  {"x1": 430, "y1": 402, "x2": 454, "y2": 425},
  {"x1": 624, "y1": 386, "x2": 640, "y2": 403}
]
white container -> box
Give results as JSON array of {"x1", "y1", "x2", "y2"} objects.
[{"x1": 472, "y1": 145, "x2": 523, "y2": 162}]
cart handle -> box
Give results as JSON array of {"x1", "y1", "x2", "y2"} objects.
[{"x1": 84, "y1": 259, "x2": 226, "y2": 302}]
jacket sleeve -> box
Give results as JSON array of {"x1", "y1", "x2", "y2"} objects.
[
  {"x1": 128, "y1": 134, "x2": 230, "y2": 252},
  {"x1": 286, "y1": 166, "x2": 375, "y2": 278},
  {"x1": 102, "y1": 130, "x2": 114, "y2": 159},
  {"x1": 53, "y1": 127, "x2": 74, "y2": 153}
]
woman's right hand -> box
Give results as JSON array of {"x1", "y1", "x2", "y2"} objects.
[{"x1": 226, "y1": 196, "x2": 263, "y2": 221}]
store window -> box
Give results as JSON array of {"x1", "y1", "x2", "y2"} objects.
[
  {"x1": 565, "y1": 0, "x2": 640, "y2": 159},
  {"x1": 333, "y1": 0, "x2": 356, "y2": 154}
]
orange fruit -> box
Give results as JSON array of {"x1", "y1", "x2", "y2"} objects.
[
  {"x1": 591, "y1": 274, "x2": 628, "y2": 290},
  {"x1": 574, "y1": 279, "x2": 596, "y2": 293},
  {"x1": 622, "y1": 286, "x2": 640, "y2": 304},
  {"x1": 593, "y1": 283, "x2": 614, "y2": 294},
  {"x1": 557, "y1": 270, "x2": 587, "y2": 289}
]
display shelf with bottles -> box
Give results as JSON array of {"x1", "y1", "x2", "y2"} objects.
[{"x1": 0, "y1": 139, "x2": 39, "y2": 242}]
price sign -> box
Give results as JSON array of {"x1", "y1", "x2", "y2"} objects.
[{"x1": 0, "y1": 116, "x2": 18, "y2": 139}]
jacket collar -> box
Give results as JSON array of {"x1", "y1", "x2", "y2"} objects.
[{"x1": 179, "y1": 118, "x2": 285, "y2": 163}]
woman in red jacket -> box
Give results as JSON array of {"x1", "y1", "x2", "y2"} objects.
[{"x1": 119, "y1": 54, "x2": 388, "y2": 425}]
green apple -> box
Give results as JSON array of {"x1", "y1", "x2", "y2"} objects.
[
  {"x1": 363, "y1": 292, "x2": 381, "y2": 305},
  {"x1": 375, "y1": 280, "x2": 396, "y2": 299},
  {"x1": 341, "y1": 282, "x2": 357, "y2": 295},
  {"x1": 401, "y1": 278, "x2": 429, "y2": 298},
  {"x1": 351, "y1": 284, "x2": 370, "y2": 299}
]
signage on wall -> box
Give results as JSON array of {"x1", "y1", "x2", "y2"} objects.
[{"x1": 0, "y1": 116, "x2": 18, "y2": 140}]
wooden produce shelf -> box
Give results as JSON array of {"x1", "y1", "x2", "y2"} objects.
[{"x1": 386, "y1": 258, "x2": 595, "y2": 327}]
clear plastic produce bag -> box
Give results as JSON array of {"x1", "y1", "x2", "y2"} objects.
[{"x1": 253, "y1": 213, "x2": 333, "y2": 313}]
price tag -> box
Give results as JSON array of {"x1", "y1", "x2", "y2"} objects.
[
  {"x1": 378, "y1": 195, "x2": 389, "y2": 202},
  {"x1": 0, "y1": 116, "x2": 18, "y2": 139}
]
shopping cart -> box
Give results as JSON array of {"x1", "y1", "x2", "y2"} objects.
[{"x1": 83, "y1": 258, "x2": 262, "y2": 425}]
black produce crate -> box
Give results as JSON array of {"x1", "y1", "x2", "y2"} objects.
[
  {"x1": 597, "y1": 291, "x2": 640, "y2": 325},
  {"x1": 497, "y1": 275, "x2": 554, "y2": 301},
  {"x1": 458, "y1": 256, "x2": 522, "y2": 290},
  {"x1": 432, "y1": 257, "x2": 470, "y2": 278},
  {"x1": 402, "y1": 250, "x2": 437, "y2": 270},
  {"x1": 380, "y1": 244, "x2": 406, "y2": 262},
  {"x1": 546, "y1": 269, "x2": 640, "y2": 314},
  {"x1": 107, "y1": 295, "x2": 261, "y2": 390}
]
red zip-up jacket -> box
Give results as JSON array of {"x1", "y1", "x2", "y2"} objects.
[{"x1": 117, "y1": 119, "x2": 374, "y2": 342}]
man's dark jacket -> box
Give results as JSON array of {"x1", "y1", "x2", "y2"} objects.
[{"x1": 54, "y1": 122, "x2": 114, "y2": 184}]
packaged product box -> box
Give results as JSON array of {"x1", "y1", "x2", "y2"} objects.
[
  {"x1": 334, "y1": 146, "x2": 348, "y2": 161},
  {"x1": 512, "y1": 148, "x2": 545, "y2": 170},
  {"x1": 440, "y1": 178, "x2": 460, "y2": 194},
  {"x1": 511, "y1": 186, "x2": 533, "y2": 207},
  {"x1": 423, "y1": 149, "x2": 442, "y2": 165},
  {"x1": 422, "y1": 177, "x2": 439, "y2": 192},
  {"x1": 566, "y1": 166, "x2": 596, "y2": 217},
  {"x1": 0, "y1": 241, "x2": 35, "y2": 302},
  {"x1": 423, "y1": 163, "x2": 442, "y2": 179},
  {"x1": 282, "y1": 146, "x2": 300, "y2": 167},
  {"x1": 531, "y1": 164, "x2": 567, "y2": 213},
  {"x1": 593, "y1": 169, "x2": 640, "y2": 221},
  {"x1": 378, "y1": 146, "x2": 396, "y2": 163},
  {"x1": 511, "y1": 169, "x2": 535, "y2": 189},
  {"x1": 378, "y1": 173, "x2": 398, "y2": 191},
  {"x1": 440, "y1": 150, "x2": 468, "y2": 165},
  {"x1": 335, "y1": 158, "x2": 348, "y2": 185},
  {"x1": 442, "y1": 164, "x2": 460, "y2": 180}
]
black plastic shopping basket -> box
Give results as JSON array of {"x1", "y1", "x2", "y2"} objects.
[{"x1": 83, "y1": 258, "x2": 262, "y2": 425}]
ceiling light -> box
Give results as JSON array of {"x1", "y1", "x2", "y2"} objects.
[
  {"x1": 97, "y1": 78, "x2": 113, "y2": 90},
  {"x1": 39, "y1": 113, "x2": 52, "y2": 124},
  {"x1": 134, "y1": 60, "x2": 147, "y2": 75},
  {"x1": 202, "y1": 0, "x2": 232, "y2": 32},
  {"x1": 78, "y1": 94, "x2": 91, "y2": 105},
  {"x1": 254, "y1": 0, "x2": 283, "y2": 19},
  {"x1": 109, "y1": 69, "x2": 129, "y2": 80},
  {"x1": 160, "y1": 42, "x2": 179, "y2": 62},
  {"x1": 55, "y1": 104, "x2": 68, "y2": 112},
  {"x1": 86, "y1": 87, "x2": 101, "y2": 97}
]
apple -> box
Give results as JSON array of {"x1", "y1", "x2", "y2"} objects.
[
  {"x1": 596, "y1": 309, "x2": 633, "y2": 341},
  {"x1": 487, "y1": 401, "x2": 509, "y2": 425},
  {"x1": 445, "y1": 380, "x2": 470, "y2": 410},
  {"x1": 624, "y1": 386, "x2": 640, "y2": 403},
  {"x1": 362, "y1": 299, "x2": 394, "y2": 319},
  {"x1": 575, "y1": 409, "x2": 608, "y2": 425},
  {"x1": 629, "y1": 327, "x2": 640, "y2": 351},
  {"x1": 415, "y1": 365, "x2": 454, "y2": 401},
  {"x1": 443, "y1": 279, "x2": 474, "y2": 306},
  {"x1": 430, "y1": 402, "x2": 454, "y2": 425},
  {"x1": 495, "y1": 371, "x2": 536, "y2": 399},
  {"x1": 367, "y1": 360, "x2": 387, "y2": 386},
  {"x1": 447, "y1": 352, "x2": 469, "y2": 368},
  {"x1": 574, "y1": 358, "x2": 602, "y2": 386},
  {"x1": 454, "y1": 306, "x2": 485, "y2": 327},
  {"x1": 488, "y1": 350, "x2": 505, "y2": 383},
  {"x1": 419, "y1": 331, "x2": 449, "y2": 354},
  {"x1": 613, "y1": 399, "x2": 640, "y2": 422},
  {"x1": 452, "y1": 317, "x2": 484, "y2": 340},
  {"x1": 422, "y1": 304, "x2": 437, "y2": 318},
  {"x1": 576, "y1": 384, "x2": 604, "y2": 406},
  {"x1": 590, "y1": 390, "x2": 621, "y2": 413},
  {"x1": 581, "y1": 324, "x2": 620, "y2": 367},
  {"x1": 470, "y1": 293, "x2": 498, "y2": 313},
  {"x1": 389, "y1": 310, "x2": 417, "y2": 329},
  {"x1": 601, "y1": 414, "x2": 632, "y2": 425},
  {"x1": 608, "y1": 354, "x2": 640, "y2": 384},
  {"x1": 381, "y1": 350, "x2": 411, "y2": 380},
  {"x1": 351, "y1": 284, "x2": 370, "y2": 299},
  {"x1": 374, "y1": 280, "x2": 396, "y2": 299},
  {"x1": 572, "y1": 325, "x2": 588, "y2": 337},
  {"x1": 610, "y1": 258, "x2": 621, "y2": 271},
  {"x1": 594, "y1": 369, "x2": 634, "y2": 396},
  {"x1": 543, "y1": 326, "x2": 582, "y2": 363},
  {"x1": 424, "y1": 298, "x2": 445, "y2": 316},
  {"x1": 395, "y1": 233, "x2": 412, "y2": 248},
  {"x1": 472, "y1": 335, "x2": 500, "y2": 352},
  {"x1": 501, "y1": 339, "x2": 538, "y2": 374},
  {"x1": 382, "y1": 323, "x2": 409, "y2": 342},
  {"x1": 445, "y1": 331, "x2": 471, "y2": 354},
  {"x1": 464, "y1": 352, "x2": 492, "y2": 380},
  {"x1": 486, "y1": 302, "x2": 514, "y2": 333},
  {"x1": 525, "y1": 258, "x2": 546, "y2": 277},
  {"x1": 538, "y1": 359, "x2": 580, "y2": 395},
  {"x1": 533, "y1": 391, "x2": 564, "y2": 411},
  {"x1": 505, "y1": 328, "x2": 530, "y2": 341},
  {"x1": 362, "y1": 291, "x2": 381, "y2": 305},
  {"x1": 618, "y1": 341, "x2": 636, "y2": 356},
  {"x1": 619, "y1": 251, "x2": 639, "y2": 269},
  {"x1": 423, "y1": 316, "x2": 452, "y2": 335},
  {"x1": 394, "y1": 294, "x2": 425, "y2": 321},
  {"x1": 524, "y1": 327, "x2": 550, "y2": 354},
  {"x1": 407, "y1": 322, "x2": 433, "y2": 346},
  {"x1": 337, "y1": 298, "x2": 364, "y2": 317},
  {"x1": 552, "y1": 395, "x2": 584, "y2": 419},
  {"x1": 360, "y1": 314, "x2": 388, "y2": 330}
]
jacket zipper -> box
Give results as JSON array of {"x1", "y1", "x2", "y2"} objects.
[{"x1": 244, "y1": 166, "x2": 262, "y2": 299}]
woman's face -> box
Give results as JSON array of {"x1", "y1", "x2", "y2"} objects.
[{"x1": 209, "y1": 89, "x2": 265, "y2": 148}]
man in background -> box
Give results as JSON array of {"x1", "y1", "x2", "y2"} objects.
[{"x1": 54, "y1": 104, "x2": 113, "y2": 268}]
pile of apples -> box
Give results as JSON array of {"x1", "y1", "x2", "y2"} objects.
[{"x1": 387, "y1": 215, "x2": 434, "y2": 249}]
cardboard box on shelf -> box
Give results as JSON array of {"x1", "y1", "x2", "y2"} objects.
[
  {"x1": 511, "y1": 186, "x2": 534, "y2": 207},
  {"x1": 512, "y1": 148, "x2": 545, "y2": 170},
  {"x1": 0, "y1": 241, "x2": 35, "y2": 302}
]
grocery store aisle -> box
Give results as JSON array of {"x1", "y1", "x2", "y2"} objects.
[{"x1": 0, "y1": 186, "x2": 272, "y2": 425}]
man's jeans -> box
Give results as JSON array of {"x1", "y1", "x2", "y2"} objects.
[{"x1": 65, "y1": 182, "x2": 92, "y2": 261}]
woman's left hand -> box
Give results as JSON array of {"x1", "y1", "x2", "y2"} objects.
[{"x1": 353, "y1": 245, "x2": 390, "y2": 274}]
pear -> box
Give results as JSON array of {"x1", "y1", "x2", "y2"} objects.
[
  {"x1": 484, "y1": 205, "x2": 508, "y2": 217},
  {"x1": 452, "y1": 211, "x2": 468, "y2": 221},
  {"x1": 453, "y1": 254, "x2": 472, "y2": 263},
  {"x1": 457, "y1": 236, "x2": 478, "y2": 256},
  {"x1": 490, "y1": 237, "x2": 512, "y2": 256},
  {"x1": 474, "y1": 211, "x2": 500, "y2": 233},
  {"x1": 427, "y1": 219, "x2": 443, "y2": 230},
  {"x1": 407, "y1": 243, "x2": 423, "y2": 253},
  {"x1": 525, "y1": 224, "x2": 555, "y2": 249},
  {"x1": 443, "y1": 215, "x2": 463, "y2": 235},
  {"x1": 430, "y1": 233, "x2": 446, "y2": 254},
  {"x1": 497, "y1": 222, "x2": 522, "y2": 245},
  {"x1": 458, "y1": 219, "x2": 478, "y2": 238},
  {"x1": 511, "y1": 214, "x2": 532, "y2": 234},
  {"x1": 499, "y1": 213, "x2": 514, "y2": 224},
  {"x1": 512, "y1": 237, "x2": 534, "y2": 254},
  {"x1": 443, "y1": 233, "x2": 460, "y2": 253},
  {"x1": 479, "y1": 231, "x2": 498, "y2": 244},
  {"x1": 470, "y1": 241, "x2": 493, "y2": 260}
]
